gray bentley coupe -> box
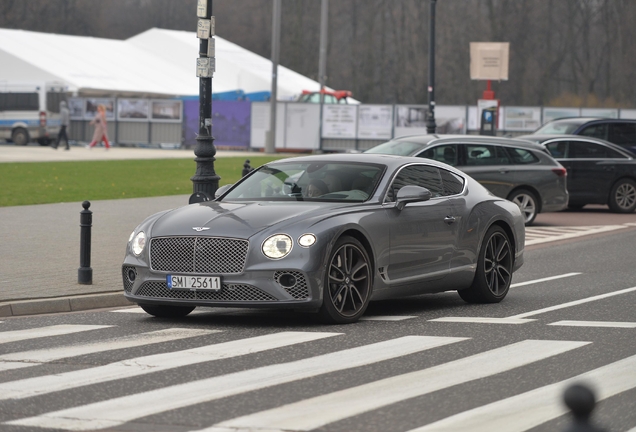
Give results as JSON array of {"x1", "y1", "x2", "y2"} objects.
[{"x1": 122, "y1": 153, "x2": 525, "y2": 324}]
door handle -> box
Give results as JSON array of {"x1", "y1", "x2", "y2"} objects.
[
  {"x1": 444, "y1": 216, "x2": 456, "y2": 224},
  {"x1": 498, "y1": 169, "x2": 510, "y2": 174}
]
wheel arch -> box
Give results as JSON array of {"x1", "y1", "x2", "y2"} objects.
[
  {"x1": 338, "y1": 228, "x2": 376, "y2": 278},
  {"x1": 507, "y1": 186, "x2": 542, "y2": 213},
  {"x1": 608, "y1": 175, "x2": 636, "y2": 198}
]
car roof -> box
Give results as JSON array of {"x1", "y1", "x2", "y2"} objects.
[
  {"x1": 267, "y1": 152, "x2": 466, "y2": 173},
  {"x1": 544, "y1": 117, "x2": 636, "y2": 125},
  {"x1": 518, "y1": 133, "x2": 633, "y2": 153},
  {"x1": 392, "y1": 133, "x2": 545, "y2": 150}
]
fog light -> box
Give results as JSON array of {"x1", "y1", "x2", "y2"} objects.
[
  {"x1": 127, "y1": 268, "x2": 137, "y2": 283},
  {"x1": 278, "y1": 273, "x2": 297, "y2": 288}
]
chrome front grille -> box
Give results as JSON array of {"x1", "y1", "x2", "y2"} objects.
[
  {"x1": 136, "y1": 281, "x2": 277, "y2": 302},
  {"x1": 150, "y1": 237, "x2": 248, "y2": 274}
]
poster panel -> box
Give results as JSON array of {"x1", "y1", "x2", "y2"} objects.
[
  {"x1": 249, "y1": 102, "x2": 285, "y2": 149},
  {"x1": 435, "y1": 105, "x2": 467, "y2": 134},
  {"x1": 581, "y1": 108, "x2": 618, "y2": 119},
  {"x1": 394, "y1": 105, "x2": 429, "y2": 138},
  {"x1": 504, "y1": 106, "x2": 541, "y2": 131},
  {"x1": 151, "y1": 100, "x2": 182, "y2": 122},
  {"x1": 84, "y1": 98, "x2": 115, "y2": 120},
  {"x1": 117, "y1": 99, "x2": 149, "y2": 121},
  {"x1": 620, "y1": 109, "x2": 636, "y2": 120},
  {"x1": 321, "y1": 105, "x2": 358, "y2": 139},
  {"x1": 542, "y1": 107, "x2": 580, "y2": 124},
  {"x1": 286, "y1": 104, "x2": 320, "y2": 149},
  {"x1": 357, "y1": 105, "x2": 393, "y2": 140},
  {"x1": 68, "y1": 98, "x2": 84, "y2": 120}
]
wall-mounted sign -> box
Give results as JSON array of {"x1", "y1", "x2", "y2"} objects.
[
  {"x1": 504, "y1": 107, "x2": 541, "y2": 131},
  {"x1": 68, "y1": 98, "x2": 84, "y2": 120}
]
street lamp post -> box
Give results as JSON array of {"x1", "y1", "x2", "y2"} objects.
[
  {"x1": 191, "y1": 0, "x2": 220, "y2": 201},
  {"x1": 265, "y1": 0, "x2": 282, "y2": 154},
  {"x1": 426, "y1": 0, "x2": 437, "y2": 134}
]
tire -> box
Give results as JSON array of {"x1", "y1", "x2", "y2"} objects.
[
  {"x1": 11, "y1": 128, "x2": 29, "y2": 146},
  {"x1": 508, "y1": 189, "x2": 538, "y2": 226},
  {"x1": 318, "y1": 236, "x2": 372, "y2": 324},
  {"x1": 459, "y1": 225, "x2": 513, "y2": 304},
  {"x1": 608, "y1": 179, "x2": 636, "y2": 213},
  {"x1": 139, "y1": 303, "x2": 195, "y2": 318}
]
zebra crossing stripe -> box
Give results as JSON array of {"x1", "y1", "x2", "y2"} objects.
[
  {"x1": 0, "y1": 331, "x2": 341, "y2": 401},
  {"x1": 548, "y1": 320, "x2": 636, "y2": 328},
  {"x1": 0, "y1": 328, "x2": 218, "y2": 372},
  {"x1": 360, "y1": 316, "x2": 417, "y2": 321},
  {"x1": 6, "y1": 335, "x2": 467, "y2": 431},
  {"x1": 203, "y1": 339, "x2": 589, "y2": 432},
  {"x1": 525, "y1": 225, "x2": 626, "y2": 245},
  {"x1": 510, "y1": 272, "x2": 581, "y2": 288},
  {"x1": 405, "y1": 353, "x2": 636, "y2": 432},
  {"x1": 0, "y1": 325, "x2": 113, "y2": 345}
]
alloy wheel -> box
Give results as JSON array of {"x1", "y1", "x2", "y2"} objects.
[
  {"x1": 483, "y1": 232, "x2": 512, "y2": 296},
  {"x1": 615, "y1": 182, "x2": 636, "y2": 211},
  {"x1": 511, "y1": 193, "x2": 536, "y2": 224},
  {"x1": 327, "y1": 243, "x2": 370, "y2": 318}
]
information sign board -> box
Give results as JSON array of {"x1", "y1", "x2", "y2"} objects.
[
  {"x1": 196, "y1": 0, "x2": 207, "y2": 18},
  {"x1": 322, "y1": 105, "x2": 358, "y2": 139},
  {"x1": 357, "y1": 105, "x2": 393, "y2": 139},
  {"x1": 196, "y1": 58, "x2": 213, "y2": 78},
  {"x1": 503, "y1": 106, "x2": 541, "y2": 131},
  {"x1": 197, "y1": 19, "x2": 211, "y2": 39}
]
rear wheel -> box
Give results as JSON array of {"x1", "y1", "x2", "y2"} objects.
[
  {"x1": 139, "y1": 304, "x2": 195, "y2": 318},
  {"x1": 508, "y1": 189, "x2": 538, "y2": 226},
  {"x1": 11, "y1": 128, "x2": 29, "y2": 146},
  {"x1": 318, "y1": 236, "x2": 372, "y2": 324},
  {"x1": 608, "y1": 179, "x2": 636, "y2": 213},
  {"x1": 459, "y1": 225, "x2": 512, "y2": 304}
]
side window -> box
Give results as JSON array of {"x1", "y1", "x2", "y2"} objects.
[
  {"x1": 609, "y1": 123, "x2": 636, "y2": 146},
  {"x1": 579, "y1": 124, "x2": 608, "y2": 140},
  {"x1": 506, "y1": 147, "x2": 539, "y2": 164},
  {"x1": 439, "y1": 169, "x2": 464, "y2": 196},
  {"x1": 569, "y1": 141, "x2": 608, "y2": 159},
  {"x1": 0, "y1": 92, "x2": 39, "y2": 111},
  {"x1": 418, "y1": 145, "x2": 458, "y2": 166},
  {"x1": 465, "y1": 145, "x2": 511, "y2": 166},
  {"x1": 546, "y1": 141, "x2": 569, "y2": 158},
  {"x1": 386, "y1": 165, "x2": 444, "y2": 202}
]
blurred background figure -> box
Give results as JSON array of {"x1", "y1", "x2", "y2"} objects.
[
  {"x1": 52, "y1": 100, "x2": 70, "y2": 150},
  {"x1": 87, "y1": 104, "x2": 111, "y2": 150}
]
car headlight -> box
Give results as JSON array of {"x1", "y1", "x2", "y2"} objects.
[
  {"x1": 131, "y1": 231, "x2": 146, "y2": 256},
  {"x1": 298, "y1": 233, "x2": 316, "y2": 247},
  {"x1": 262, "y1": 234, "x2": 293, "y2": 259}
]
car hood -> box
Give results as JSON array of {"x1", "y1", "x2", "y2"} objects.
[{"x1": 150, "y1": 200, "x2": 338, "y2": 239}]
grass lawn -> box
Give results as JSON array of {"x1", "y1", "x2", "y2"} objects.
[{"x1": 0, "y1": 156, "x2": 286, "y2": 207}]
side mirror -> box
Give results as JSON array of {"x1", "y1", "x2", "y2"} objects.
[
  {"x1": 395, "y1": 185, "x2": 432, "y2": 210},
  {"x1": 214, "y1": 184, "x2": 233, "y2": 199}
]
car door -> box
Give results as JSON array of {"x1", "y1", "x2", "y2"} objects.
[
  {"x1": 459, "y1": 143, "x2": 516, "y2": 198},
  {"x1": 546, "y1": 140, "x2": 618, "y2": 202},
  {"x1": 385, "y1": 164, "x2": 455, "y2": 283}
]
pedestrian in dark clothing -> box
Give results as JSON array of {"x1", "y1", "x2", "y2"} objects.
[{"x1": 52, "y1": 100, "x2": 70, "y2": 150}]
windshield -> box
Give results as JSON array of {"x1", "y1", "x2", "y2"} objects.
[
  {"x1": 223, "y1": 161, "x2": 385, "y2": 202},
  {"x1": 534, "y1": 121, "x2": 581, "y2": 135},
  {"x1": 365, "y1": 140, "x2": 428, "y2": 156}
]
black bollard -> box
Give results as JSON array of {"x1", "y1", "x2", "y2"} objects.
[
  {"x1": 78, "y1": 200, "x2": 93, "y2": 285},
  {"x1": 242, "y1": 159, "x2": 253, "y2": 177},
  {"x1": 562, "y1": 384, "x2": 607, "y2": 432}
]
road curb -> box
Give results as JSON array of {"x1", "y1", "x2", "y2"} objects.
[{"x1": 0, "y1": 292, "x2": 133, "y2": 317}]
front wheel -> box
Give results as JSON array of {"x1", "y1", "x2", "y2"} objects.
[
  {"x1": 608, "y1": 179, "x2": 636, "y2": 213},
  {"x1": 139, "y1": 304, "x2": 195, "y2": 318},
  {"x1": 508, "y1": 189, "x2": 539, "y2": 226},
  {"x1": 318, "y1": 236, "x2": 372, "y2": 324},
  {"x1": 459, "y1": 225, "x2": 513, "y2": 304},
  {"x1": 11, "y1": 128, "x2": 29, "y2": 146}
]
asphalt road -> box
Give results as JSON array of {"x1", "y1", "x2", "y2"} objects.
[{"x1": 1, "y1": 225, "x2": 635, "y2": 432}]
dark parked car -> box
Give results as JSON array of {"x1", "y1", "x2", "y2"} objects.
[
  {"x1": 123, "y1": 154, "x2": 525, "y2": 324},
  {"x1": 364, "y1": 135, "x2": 568, "y2": 225},
  {"x1": 519, "y1": 134, "x2": 636, "y2": 213},
  {"x1": 532, "y1": 117, "x2": 636, "y2": 154}
]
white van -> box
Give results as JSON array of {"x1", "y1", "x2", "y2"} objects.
[{"x1": 0, "y1": 81, "x2": 70, "y2": 146}]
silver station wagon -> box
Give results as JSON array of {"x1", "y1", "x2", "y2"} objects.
[{"x1": 365, "y1": 135, "x2": 569, "y2": 225}]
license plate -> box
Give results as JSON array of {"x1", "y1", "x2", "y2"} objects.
[{"x1": 166, "y1": 275, "x2": 221, "y2": 291}]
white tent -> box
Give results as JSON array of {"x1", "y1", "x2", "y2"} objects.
[{"x1": 0, "y1": 27, "x2": 324, "y2": 99}]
